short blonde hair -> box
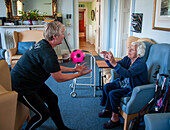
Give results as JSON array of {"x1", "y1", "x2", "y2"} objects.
[
  {"x1": 43, "y1": 21, "x2": 66, "y2": 41},
  {"x1": 131, "y1": 41, "x2": 146, "y2": 57}
]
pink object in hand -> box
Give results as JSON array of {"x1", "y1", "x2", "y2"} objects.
[{"x1": 71, "y1": 49, "x2": 85, "y2": 64}]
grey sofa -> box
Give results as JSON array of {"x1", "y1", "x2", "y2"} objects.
[{"x1": 110, "y1": 43, "x2": 170, "y2": 130}]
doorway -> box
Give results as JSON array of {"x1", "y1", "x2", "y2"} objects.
[
  {"x1": 79, "y1": 8, "x2": 97, "y2": 55},
  {"x1": 79, "y1": 12, "x2": 85, "y2": 33}
]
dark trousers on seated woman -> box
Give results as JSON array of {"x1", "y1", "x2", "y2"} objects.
[
  {"x1": 100, "y1": 81, "x2": 130, "y2": 113},
  {"x1": 18, "y1": 83, "x2": 65, "y2": 130}
]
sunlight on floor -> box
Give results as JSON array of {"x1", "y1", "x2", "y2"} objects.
[{"x1": 79, "y1": 34, "x2": 98, "y2": 56}]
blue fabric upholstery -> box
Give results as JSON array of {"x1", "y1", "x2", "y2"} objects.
[
  {"x1": 142, "y1": 41, "x2": 153, "y2": 62},
  {"x1": 120, "y1": 84, "x2": 155, "y2": 114},
  {"x1": 17, "y1": 41, "x2": 35, "y2": 55},
  {"x1": 144, "y1": 113, "x2": 170, "y2": 130},
  {"x1": 0, "y1": 49, "x2": 6, "y2": 60},
  {"x1": 146, "y1": 43, "x2": 170, "y2": 84}
]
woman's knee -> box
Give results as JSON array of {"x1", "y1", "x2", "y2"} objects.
[
  {"x1": 40, "y1": 108, "x2": 50, "y2": 121},
  {"x1": 47, "y1": 93, "x2": 59, "y2": 104},
  {"x1": 108, "y1": 90, "x2": 118, "y2": 100},
  {"x1": 103, "y1": 82, "x2": 116, "y2": 94}
]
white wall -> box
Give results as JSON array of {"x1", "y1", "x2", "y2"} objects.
[
  {"x1": 57, "y1": 0, "x2": 74, "y2": 53},
  {"x1": 0, "y1": 0, "x2": 7, "y2": 17},
  {"x1": 133, "y1": 0, "x2": 170, "y2": 44}
]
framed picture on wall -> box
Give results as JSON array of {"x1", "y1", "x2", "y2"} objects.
[{"x1": 152, "y1": 0, "x2": 170, "y2": 31}]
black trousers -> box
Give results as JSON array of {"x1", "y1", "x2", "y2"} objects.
[
  {"x1": 100, "y1": 81, "x2": 130, "y2": 113},
  {"x1": 18, "y1": 83, "x2": 65, "y2": 130}
]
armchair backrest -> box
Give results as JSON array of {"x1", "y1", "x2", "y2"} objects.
[
  {"x1": 0, "y1": 60, "x2": 11, "y2": 91},
  {"x1": 146, "y1": 44, "x2": 170, "y2": 84},
  {"x1": 13, "y1": 30, "x2": 44, "y2": 48},
  {"x1": 126, "y1": 36, "x2": 156, "y2": 52},
  {"x1": 126, "y1": 36, "x2": 156, "y2": 62}
]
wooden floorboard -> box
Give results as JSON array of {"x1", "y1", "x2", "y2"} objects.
[{"x1": 79, "y1": 36, "x2": 98, "y2": 56}]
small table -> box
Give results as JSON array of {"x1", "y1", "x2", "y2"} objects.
[
  {"x1": 96, "y1": 60, "x2": 109, "y2": 89},
  {"x1": 96, "y1": 58, "x2": 122, "y2": 89}
]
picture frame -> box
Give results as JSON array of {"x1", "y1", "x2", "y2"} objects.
[
  {"x1": 0, "y1": 20, "x2": 2, "y2": 26},
  {"x1": 91, "y1": 10, "x2": 95, "y2": 21},
  {"x1": 152, "y1": 0, "x2": 170, "y2": 31}
]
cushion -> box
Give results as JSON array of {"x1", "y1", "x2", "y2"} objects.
[{"x1": 17, "y1": 41, "x2": 35, "y2": 55}]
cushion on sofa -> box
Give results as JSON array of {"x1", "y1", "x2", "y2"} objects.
[{"x1": 17, "y1": 41, "x2": 35, "y2": 55}]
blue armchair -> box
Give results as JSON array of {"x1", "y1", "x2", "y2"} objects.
[
  {"x1": 0, "y1": 49, "x2": 6, "y2": 60},
  {"x1": 144, "y1": 113, "x2": 170, "y2": 130},
  {"x1": 118, "y1": 43, "x2": 170, "y2": 130}
]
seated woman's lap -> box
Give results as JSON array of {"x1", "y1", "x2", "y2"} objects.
[{"x1": 103, "y1": 81, "x2": 120, "y2": 96}]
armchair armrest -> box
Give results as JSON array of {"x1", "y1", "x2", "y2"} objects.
[
  {"x1": 7, "y1": 48, "x2": 18, "y2": 65},
  {"x1": 0, "y1": 87, "x2": 18, "y2": 130},
  {"x1": 125, "y1": 84, "x2": 155, "y2": 114},
  {"x1": 144, "y1": 113, "x2": 170, "y2": 130},
  {"x1": 7, "y1": 48, "x2": 17, "y2": 56}
]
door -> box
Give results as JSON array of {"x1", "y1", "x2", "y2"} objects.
[
  {"x1": 95, "y1": 1, "x2": 101, "y2": 54},
  {"x1": 79, "y1": 12, "x2": 84, "y2": 32},
  {"x1": 116, "y1": 0, "x2": 131, "y2": 57}
]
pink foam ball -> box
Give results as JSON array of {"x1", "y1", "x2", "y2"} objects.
[{"x1": 71, "y1": 49, "x2": 85, "y2": 64}]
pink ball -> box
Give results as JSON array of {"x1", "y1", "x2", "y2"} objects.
[{"x1": 71, "y1": 49, "x2": 85, "y2": 64}]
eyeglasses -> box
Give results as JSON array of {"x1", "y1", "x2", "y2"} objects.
[{"x1": 128, "y1": 47, "x2": 136, "y2": 52}]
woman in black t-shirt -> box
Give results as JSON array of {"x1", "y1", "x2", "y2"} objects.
[{"x1": 11, "y1": 21, "x2": 92, "y2": 130}]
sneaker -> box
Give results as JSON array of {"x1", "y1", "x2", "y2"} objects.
[
  {"x1": 103, "y1": 119, "x2": 121, "y2": 129},
  {"x1": 98, "y1": 109, "x2": 112, "y2": 118}
]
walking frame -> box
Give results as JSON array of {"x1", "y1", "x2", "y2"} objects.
[{"x1": 70, "y1": 50, "x2": 96, "y2": 98}]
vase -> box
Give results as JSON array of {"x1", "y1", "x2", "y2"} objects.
[
  {"x1": 32, "y1": 21, "x2": 39, "y2": 25},
  {"x1": 29, "y1": 19, "x2": 33, "y2": 25}
]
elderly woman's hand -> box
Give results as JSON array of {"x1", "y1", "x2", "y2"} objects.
[
  {"x1": 108, "y1": 51, "x2": 117, "y2": 67},
  {"x1": 101, "y1": 51, "x2": 110, "y2": 60}
]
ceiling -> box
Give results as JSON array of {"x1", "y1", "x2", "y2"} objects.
[{"x1": 79, "y1": 0, "x2": 95, "y2": 2}]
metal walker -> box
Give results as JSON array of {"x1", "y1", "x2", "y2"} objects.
[{"x1": 70, "y1": 50, "x2": 96, "y2": 97}]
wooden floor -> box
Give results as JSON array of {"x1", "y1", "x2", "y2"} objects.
[{"x1": 79, "y1": 35, "x2": 98, "y2": 56}]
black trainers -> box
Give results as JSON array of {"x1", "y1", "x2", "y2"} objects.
[{"x1": 98, "y1": 109, "x2": 112, "y2": 118}]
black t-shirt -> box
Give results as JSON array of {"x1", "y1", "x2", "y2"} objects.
[{"x1": 11, "y1": 39, "x2": 61, "y2": 95}]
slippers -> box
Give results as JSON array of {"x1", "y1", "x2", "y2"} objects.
[{"x1": 103, "y1": 119, "x2": 121, "y2": 129}]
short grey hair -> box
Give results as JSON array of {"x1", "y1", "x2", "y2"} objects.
[
  {"x1": 43, "y1": 21, "x2": 66, "y2": 41},
  {"x1": 131, "y1": 41, "x2": 146, "y2": 57}
]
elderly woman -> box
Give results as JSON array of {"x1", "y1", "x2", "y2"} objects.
[
  {"x1": 99, "y1": 41, "x2": 148, "y2": 129},
  {"x1": 11, "y1": 21, "x2": 91, "y2": 130}
]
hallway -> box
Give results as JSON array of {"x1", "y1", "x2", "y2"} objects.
[{"x1": 79, "y1": 35, "x2": 98, "y2": 56}]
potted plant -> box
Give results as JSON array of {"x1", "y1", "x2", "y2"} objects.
[{"x1": 19, "y1": 9, "x2": 40, "y2": 25}]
